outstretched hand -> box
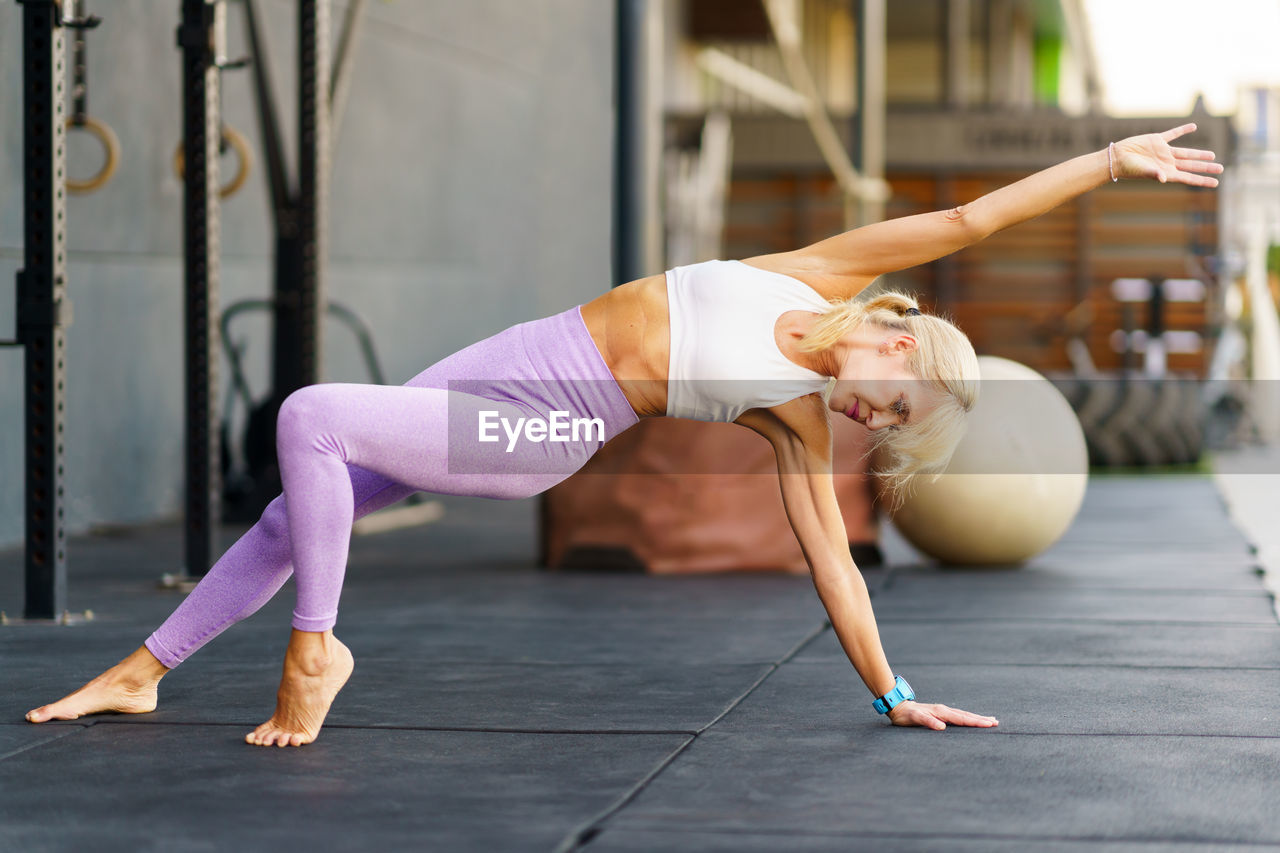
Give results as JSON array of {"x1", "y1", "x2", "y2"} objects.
[
  {"x1": 887, "y1": 700, "x2": 998, "y2": 731},
  {"x1": 1113, "y1": 123, "x2": 1223, "y2": 187}
]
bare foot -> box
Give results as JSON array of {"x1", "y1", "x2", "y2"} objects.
[
  {"x1": 26, "y1": 646, "x2": 169, "y2": 723},
  {"x1": 246, "y1": 630, "x2": 354, "y2": 748}
]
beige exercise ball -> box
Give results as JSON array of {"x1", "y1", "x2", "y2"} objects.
[{"x1": 885, "y1": 356, "x2": 1088, "y2": 565}]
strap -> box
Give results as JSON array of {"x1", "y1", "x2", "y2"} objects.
[{"x1": 872, "y1": 675, "x2": 915, "y2": 714}]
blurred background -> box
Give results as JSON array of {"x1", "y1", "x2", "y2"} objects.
[{"x1": 2, "y1": 0, "x2": 1278, "y2": 554}]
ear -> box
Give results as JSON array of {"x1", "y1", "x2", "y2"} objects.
[{"x1": 878, "y1": 334, "x2": 918, "y2": 356}]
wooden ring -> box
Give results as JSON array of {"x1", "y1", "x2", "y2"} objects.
[
  {"x1": 65, "y1": 116, "x2": 120, "y2": 194},
  {"x1": 172, "y1": 124, "x2": 253, "y2": 200}
]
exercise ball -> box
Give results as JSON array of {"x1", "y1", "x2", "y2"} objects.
[{"x1": 885, "y1": 356, "x2": 1088, "y2": 565}]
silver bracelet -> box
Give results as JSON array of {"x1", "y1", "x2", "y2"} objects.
[{"x1": 1108, "y1": 141, "x2": 1119, "y2": 182}]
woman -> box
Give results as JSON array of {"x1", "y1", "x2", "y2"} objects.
[{"x1": 26, "y1": 124, "x2": 1221, "y2": 746}]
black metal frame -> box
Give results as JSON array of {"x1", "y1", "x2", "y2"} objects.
[
  {"x1": 241, "y1": 0, "x2": 330, "y2": 414},
  {"x1": 175, "y1": 0, "x2": 224, "y2": 578},
  {"x1": 612, "y1": 0, "x2": 644, "y2": 287},
  {"x1": 11, "y1": 0, "x2": 71, "y2": 620},
  {"x1": 275, "y1": 0, "x2": 329, "y2": 401},
  {"x1": 220, "y1": 0, "x2": 375, "y2": 520}
]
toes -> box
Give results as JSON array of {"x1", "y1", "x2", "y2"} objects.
[
  {"x1": 247, "y1": 723, "x2": 277, "y2": 747},
  {"x1": 27, "y1": 707, "x2": 76, "y2": 723},
  {"x1": 246, "y1": 727, "x2": 311, "y2": 747}
]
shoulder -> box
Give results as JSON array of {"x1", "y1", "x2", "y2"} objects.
[
  {"x1": 737, "y1": 252, "x2": 874, "y2": 302},
  {"x1": 736, "y1": 394, "x2": 832, "y2": 460}
]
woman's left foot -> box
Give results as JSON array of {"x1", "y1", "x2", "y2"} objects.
[{"x1": 246, "y1": 633, "x2": 354, "y2": 747}]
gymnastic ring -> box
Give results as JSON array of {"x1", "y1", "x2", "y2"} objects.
[
  {"x1": 64, "y1": 116, "x2": 120, "y2": 194},
  {"x1": 172, "y1": 124, "x2": 253, "y2": 200}
]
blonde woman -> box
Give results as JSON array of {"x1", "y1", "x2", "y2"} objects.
[{"x1": 27, "y1": 124, "x2": 1221, "y2": 746}]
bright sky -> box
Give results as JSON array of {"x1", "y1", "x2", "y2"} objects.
[{"x1": 1083, "y1": 0, "x2": 1280, "y2": 115}]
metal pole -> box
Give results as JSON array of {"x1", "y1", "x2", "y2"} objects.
[
  {"x1": 612, "y1": 0, "x2": 662, "y2": 285},
  {"x1": 614, "y1": 0, "x2": 641, "y2": 285},
  {"x1": 856, "y1": 0, "x2": 885, "y2": 225},
  {"x1": 329, "y1": 0, "x2": 366, "y2": 149},
  {"x1": 272, "y1": 0, "x2": 329, "y2": 404},
  {"x1": 15, "y1": 0, "x2": 70, "y2": 619},
  {"x1": 177, "y1": 0, "x2": 223, "y2": 578}
]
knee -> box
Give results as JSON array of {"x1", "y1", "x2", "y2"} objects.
[
  {"x1": 276, "y1": 386, "x2": 328, "y2": 445},
  {"x1": 257, "y1": 495, "x2": 290, "y2": 541}
]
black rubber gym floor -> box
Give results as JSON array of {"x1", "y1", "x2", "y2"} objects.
[{"x1": 2, "y1": 475, "x2": 1277, "y2": 852}]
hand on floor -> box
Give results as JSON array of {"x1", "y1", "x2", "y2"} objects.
[{"x1": 887, "y1": 700, "x2": 998, "y2": 730}]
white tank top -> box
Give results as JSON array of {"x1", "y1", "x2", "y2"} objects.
[{"x1": 665, "y1": 259, "x2": 833, "y2": 422}]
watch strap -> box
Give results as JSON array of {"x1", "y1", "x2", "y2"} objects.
[{"x1": 872, "y1": 675, "x2": 914, "y2": 714}]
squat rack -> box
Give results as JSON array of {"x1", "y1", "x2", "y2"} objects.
[
  {"x1": 8, "y1": 0, "x2": 365, "y2": 615},
  {"x1": 5, "y1": 0, "x2": 85, "y2": 621}
]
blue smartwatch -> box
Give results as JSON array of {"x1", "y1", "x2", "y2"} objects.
[{"x1": 872, "y1": 675, "x2": 914, "y2": 714}]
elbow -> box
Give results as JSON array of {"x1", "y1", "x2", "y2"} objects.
[
  {"x1": 811, "y1": 559, "x2": 865, "y2": 599},
  {"x1": 946, "y1": 203, "x2": 994, "y2": 244}
]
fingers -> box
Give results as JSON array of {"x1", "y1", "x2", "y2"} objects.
[
  {"x1": 1175, "y1": 157, "x2": 1223, "y2": 173},
  {"x1": 910, "y1": 707, "x2": 946, "y2": 730},
  {"x1": 1171, "y1": 146, "x2": 1216, "y2": 161},
  {"x1": 1173, "y1": 172, "x2": 1220, "y2": 188},
  {"x1": 1170, "y1": 159, "x2": 1221, "y2": 187},
  {"x1": 1161, "y1": 122, "x2": 1197, "y2": 142},
  {"x1": 892, "y1": 703, "x2": 997, "y2": 730},
  {"x1": 932, "y1": 704, "x2": 999, "y2": 727}
]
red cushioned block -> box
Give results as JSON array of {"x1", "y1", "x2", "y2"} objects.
[{"x1": 541, "y1": 416, "x2": 877, "y2": 574}]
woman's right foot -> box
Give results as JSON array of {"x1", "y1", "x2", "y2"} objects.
[{"x1": 25, "y1": 646, "x2": 169, "y2": 723}]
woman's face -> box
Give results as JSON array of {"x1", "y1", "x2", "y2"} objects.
[{"x1": 827, "y1": 332, "x2": 936, "y2": 432}]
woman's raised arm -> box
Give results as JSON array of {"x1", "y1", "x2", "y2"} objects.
[{"x1": 781, "y1": 123, "x2": 1222, "y2": 298}]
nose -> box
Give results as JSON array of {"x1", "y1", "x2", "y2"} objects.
[{"x1": 863, "y1": 410, "x2": 896, "y2": 432}]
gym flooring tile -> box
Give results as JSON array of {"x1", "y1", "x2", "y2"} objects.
[
  {"x1": 4, "y1": 476, "x2": 1280, "y2": 851},
  {"x1": 336, "y1": 572, "x2": 827, "y2": 625},
  {"x1": 64, "y1": 658, "x2": 776, "y2": 733},
  {"x1": 1048, "y1": 524, "x2": 1249, "y2": 550},
  {"x1": 0, "y1": 723, "x2": 688, "y2": 853},
  {"x1": 843, "y1": 619, "x2": 1280, "y2": 668},
  {"x1": 869, "y1": 585, "x2": 1276, "y2": 624},
  {"x1": 602, "y1": 730, "x2": 1280, "y2": 845},
  {"x1": 336, "y1": 616, "x2": 825, "y2": 666},
  {"x1": 882, "y1": 556, "x2": 1265, "y2": 592},
  {"x1": 584, "y1": 828, "x2": 1279, "y2": 852},
  {"x1": 0, "y1": 723, "x2": 83, "y2": 761},
  {"x1": 1046, "y1": 535, "x2": 1252, "y2": 555},
  {"x1": 707, "y1": 660, "x2": 1280, "y2": 737}
]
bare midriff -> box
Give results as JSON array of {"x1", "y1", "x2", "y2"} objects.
[{"x1": 580, "y1": 274, "x2": 671, "y2": 418}]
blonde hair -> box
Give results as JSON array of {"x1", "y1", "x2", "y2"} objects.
[{"x1": 799, "y1": 290, "x2": 980, "y2": 507}]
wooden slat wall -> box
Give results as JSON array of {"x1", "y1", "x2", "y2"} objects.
[{"x1": 721, "y1": 171, "x2": 1219, "y2": 375}]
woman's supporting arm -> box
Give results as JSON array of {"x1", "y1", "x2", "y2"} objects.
[
  {"x1": 781, "y1": 123, "x2": 1222, "y2": 297},
  {"x1": 738, "y1": 399, "x2": 998, "y2": 730}
]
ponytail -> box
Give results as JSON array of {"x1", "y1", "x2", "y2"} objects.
[{"x1": 798, "y1": 291, "x2": 922, "y2": 353}]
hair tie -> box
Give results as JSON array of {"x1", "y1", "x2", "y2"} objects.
[{"x1": 904, "y1": 307, "x2": 922, "y2": 317}]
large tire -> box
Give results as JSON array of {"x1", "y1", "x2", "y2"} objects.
[{"x1": 1049, "y1": 373, "x2": 1206, "y2": 468}]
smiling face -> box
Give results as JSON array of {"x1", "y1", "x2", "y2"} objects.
[{"x1": 825, "y1": 328, "x2": 940, "y2": 432}]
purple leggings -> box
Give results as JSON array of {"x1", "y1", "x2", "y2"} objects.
[{"x1": 144, "y1": 307, "x2": 638, "y2": 668}]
